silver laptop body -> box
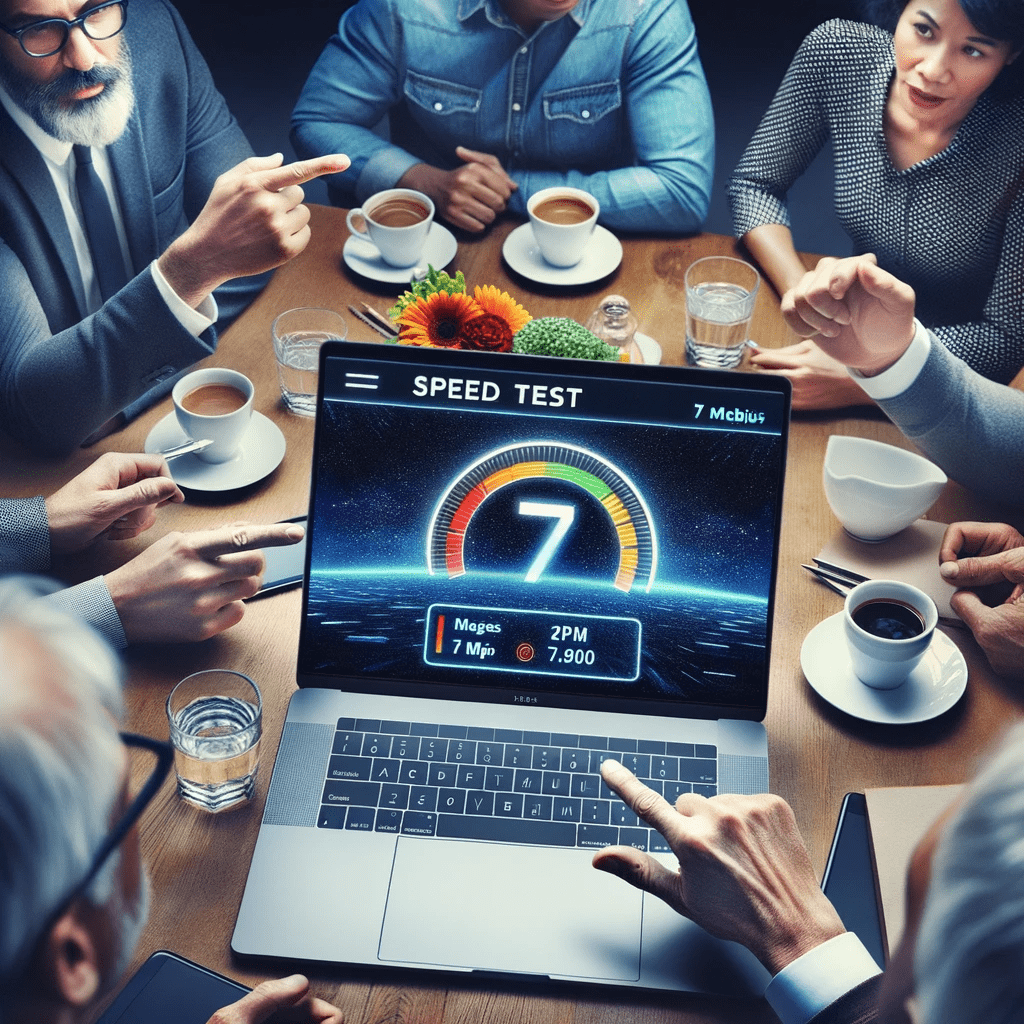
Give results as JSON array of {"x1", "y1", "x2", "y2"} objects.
[{"x1": 233, "y1": 342, "x2": 791, "y2": 996}]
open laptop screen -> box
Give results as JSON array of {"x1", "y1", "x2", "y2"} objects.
[{"x1": 297, "y1": 342, "x2": 789, "y2": 720}]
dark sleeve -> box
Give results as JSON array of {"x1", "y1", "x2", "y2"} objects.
[
  {"x1": 808, "y1": 975, "x2": 883, "y2": 1024},
  {"x1": 727, "y1": 22, "x2": 835, "y2": 237},
  {"x1": 0, "y1": 495, "x2": 49, "y2": 572}
]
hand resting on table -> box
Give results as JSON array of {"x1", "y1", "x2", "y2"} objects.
[{"x1": 205, "y1": 975, "x2": 342, "y2": 1024}]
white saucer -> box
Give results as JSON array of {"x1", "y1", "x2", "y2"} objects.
[
  {"x1": 502, "y1": 223, "x2": 623, "y2": 285},
  {"x1": 343, "y1": 222, "x2": 457, "y2": 283},
  {"x1": 145, "y1": 411, "x2": 286, "y2": 491},
  {"x1": 800, "y1": 612, "x2": 967, "y2": 725}
]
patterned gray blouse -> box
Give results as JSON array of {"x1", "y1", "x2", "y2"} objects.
[{"x1": 728, "y1": 19, "x2": 1024, "y2": 384}]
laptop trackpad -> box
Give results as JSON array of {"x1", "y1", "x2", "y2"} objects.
[{"x1": 379, "y1": 838, "x2": 642, "y2": 981}]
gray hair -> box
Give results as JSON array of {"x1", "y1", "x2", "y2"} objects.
[
  {"x1": 0, "y1": 577, "x2": 125, "y2": 989},
  {"x1": 915, "y1": 721, "x2": 1024, "y2": 1024}
]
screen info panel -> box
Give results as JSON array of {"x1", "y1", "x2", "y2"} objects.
[{"x1": 300, "y1": 350, "x2": 787, "y2": 713}]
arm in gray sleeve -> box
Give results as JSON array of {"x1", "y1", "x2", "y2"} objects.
[
  {"x1": 0, "y1": 495, "x2": 50, "y2": 572},
  {"x1": 878, "y1": 338, "x2": 1024, "y2": 506},
  {"x1": 43, "y1": 576, "x2": 128, "y2": 649}
]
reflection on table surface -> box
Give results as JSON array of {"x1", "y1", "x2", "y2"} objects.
[{"x1": 2, "y1": 206, "x2": 1020, "y2": 1024}]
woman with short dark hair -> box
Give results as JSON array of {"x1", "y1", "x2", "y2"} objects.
[{"x1": 728, "y1": 0, "x2": 1024, "y2": 410}]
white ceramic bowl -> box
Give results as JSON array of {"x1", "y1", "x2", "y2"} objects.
[{"x1": 823, "y1": 436, "x2": 946, "y2": 542}]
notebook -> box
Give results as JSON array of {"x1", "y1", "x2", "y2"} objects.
[{"x1": 232, "y1": 341, "x2": 791, "y2": 995}]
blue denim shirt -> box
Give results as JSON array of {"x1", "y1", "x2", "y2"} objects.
[{"x1": 291, "y1": 0, "x2": 714, "y2": 233}]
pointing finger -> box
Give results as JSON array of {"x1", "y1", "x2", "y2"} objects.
[
  {"x1": 600, "y1": 759, "x2": 682, "y2": 835},
  {"x1": 192, "y1": 522, "x2": 305, "y2": 560},
  {"x1": 259, "y1": 154, "x2": 350, "y2": 191}
]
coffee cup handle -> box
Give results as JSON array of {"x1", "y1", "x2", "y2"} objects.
[{"x1": 346, "y1": 208, "x2": 371, "y2": 241}]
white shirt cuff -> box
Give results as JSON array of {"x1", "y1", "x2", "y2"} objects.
[
  {"x1": 764, "y1": 932, "x2": 883, "y2": 1024},
  {"x1": 149, "y1": 258, "x2": 218, "y2": 337},
  {"x1": 847, "y1": 319, "x2": 931, "y2": 401}
]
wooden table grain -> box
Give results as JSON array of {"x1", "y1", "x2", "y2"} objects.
[{"x1": 4, "y1": 206, "x2": 1021, "y2": 1024}]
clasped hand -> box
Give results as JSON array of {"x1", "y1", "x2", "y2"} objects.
[{"x1": 940, "y1": 522, "x2": 1024, "y2": 680}]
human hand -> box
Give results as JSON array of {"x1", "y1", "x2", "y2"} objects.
[
  {"x1": 780, "y1": 255, "x2": 917, "y2": 375},
  {"x1": 45, "y1": 452, "x2": 183, "y2": 554},
  {"x1": 939, "y1": 522, "x2": 1024, "y2": 680},
  {"x1": 159, "y1": 152, "x2": 350, "y2": 306},
  {"x1": 399, "y1": 147, "x2": 516, "y2": 231},
  {"x1": 748, "y1": 339, "x2": 871, "y2": 410},
  {"x1": 205, "y1": 975, "x2": 342, "y2": 1024},
  {"x1": 592, "y1": 760, "x2": 845, "y2": 975},
  {"x1": 104, "y1": 520, "x2": 305, "y2": 644}
]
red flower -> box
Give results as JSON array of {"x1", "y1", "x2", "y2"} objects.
[{"x1": 460, "y1": 313, "x2": 514, "y2": 352}]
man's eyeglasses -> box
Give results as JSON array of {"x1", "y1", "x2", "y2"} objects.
[
  {"x1": 0, "y1": 0, "x2": 129, "y2": 58},
  {"x1": 0, "y1": 732, "x2": 171, "y2": 991}
]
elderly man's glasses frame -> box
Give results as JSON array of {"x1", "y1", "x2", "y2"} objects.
[
  {"x1": 0, "y1": 731, "x2": 172, "y2": 991},
  {"x1": 0, "y1": 0, "x2": 129, "y2": 58}
]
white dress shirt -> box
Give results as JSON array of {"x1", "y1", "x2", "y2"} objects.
[{"x1": 848, "y1": 320, "x2": 932, "y2": 401}]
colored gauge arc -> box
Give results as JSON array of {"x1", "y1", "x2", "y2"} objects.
[{"x1": 427, "y1": 442, "x2": 657, "y2": 592}]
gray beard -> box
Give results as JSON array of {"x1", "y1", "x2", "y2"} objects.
[{"x1": 0, "y1": 42, "x2": 134, "y2": 146}]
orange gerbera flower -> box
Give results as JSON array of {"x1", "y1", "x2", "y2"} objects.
[
  {"x1": 473, "y1": 285, "x2": 532, "y2": 334},
  {"x1": 396, "y1": 291, "x2": 484, "y2": 347}
]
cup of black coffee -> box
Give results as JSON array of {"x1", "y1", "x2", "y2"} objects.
[{"x1": 842, "y1": 580, "x2": 938, "y2": 688}]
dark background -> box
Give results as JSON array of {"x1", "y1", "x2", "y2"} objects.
[{"x1": 172, "y1": 0, "x2": 863, "y2": 254}]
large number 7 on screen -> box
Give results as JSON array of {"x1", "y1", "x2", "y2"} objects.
[{"x1": 518, "y1": 501, "x2": 575, "y2": 583}]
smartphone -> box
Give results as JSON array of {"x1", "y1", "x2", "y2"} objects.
[
  {"x1": 96, "y1": 950, "x2": 249, "y2": 1024},
  {"x1": 821, "y1": 792, "x2": 886, "y2": 969},
  {"x1": 250, "y1": 515, "x2": 308, "y2": 598}
]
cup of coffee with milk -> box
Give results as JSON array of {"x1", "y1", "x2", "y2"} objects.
[
  {"x1": 172, "y1": 368, "x2": 254, "y2": 464},
  {"x1": 346, "y1": 188, "x2": 434, "y2": 268},
  {"x1": 527, "y1": 187, "x2": 599, "y2": 268}
]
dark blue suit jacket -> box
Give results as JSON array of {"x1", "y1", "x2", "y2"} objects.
[{"x1": 0, "y1": 0, "x2": 266, "y2": 453}]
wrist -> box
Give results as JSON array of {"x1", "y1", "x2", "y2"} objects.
[
  {"x1": 759, "y1": 920, "x2": 848, "y2": 977},
  {"x1": 157, "y1": 235, "x2": 222, "y2": 311}
]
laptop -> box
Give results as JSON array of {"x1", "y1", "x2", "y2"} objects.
[{"x1": 233, "y1": 341, "x2": 790, "y2": 995}]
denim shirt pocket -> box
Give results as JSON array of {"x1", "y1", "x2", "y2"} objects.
[
  {"x1": 404, "y1": 69, "x2": 482, "y2": 141},
  {"x1": 542, "y1": 80, "x2": 622, "y2": 160}
]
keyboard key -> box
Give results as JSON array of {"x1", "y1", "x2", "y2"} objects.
[
  {"x1": 620, "y1": 753, "x2": 650, "y2": 778},
  {"x1": 513, "y1": 769, "x2": 542, "y2": 793},
  {"x1": 465, "y1": 790, "x2": 494, "y2": 816},
  {"x1": 695, "y1": 744, "x2": 718, "y2": 759},
  {"x1": 522, "y1": 730, "x2": 550, "y2": 745},
  {"x1": 391, "y1": 736, "x2": 420, "y2": 759},
  {"x1": 327, "y1": 754, "x2": 372, "y2": 781},
  {"x1": 649, "y1": 756, "x2": 677, "y2": 781},
  {"x1": 666, "y1": 742, "x2": 695, "y2": 758},
  {"x1": 438, "y1": 724, "x2": 468, "y2": 739},
  {"x1": 550, "y1": 732, "x2": 578, "y2": 747},
  {"x1": 322, "y1": 780, "x2": 380, "y2": 807},
  {"x1": 484, "y1": 766, "x2": 514, "y2": 791},
  {"x1": 577, "y1": 824, "x2": 618, "y2": 848},
  {"x1": 437, "y1": 788, "x2": 466, "y2": 814},
  {"x1": 582, "y1": 800, "x2": 609, "y2": 824},
  {"x1": 503, "y1": 744, "x2": 534, "y2": 767},
  {"x1": 355, "y1": 718, "x2": 382, "y2": 732},
  {"x1": 609, "y1": 736, "x2": 638, "y2": 753},
  {"x1": 437, "y1": 814, "x2": 575, "y2": 846},
  {"x1": 380, "y1": 784, "x2": 409, "y2": 809},
  {"x1": 678, "y1": 759, "x2": 717, "y2": 784},
  {"x1": 553, "y1": 796, "x2": 581, "y2": 822},
  {"x1": 542, "y1": 771, "x2": 571, "y2": 796},
  {"x1": 494, "y1": 728, "x2": 523, "y2": 743},
  {"x1": 446, "y1": 739, "x2": 477, "y2": 763},
  {"x1": 410, "y1": 786, "x2": 437, "y2": 811},
  {"x1": 332, "y1": 731, "x2": 364, "y2": 756},
  {"x1": 398, "y1": 760, "x2": 430, "y2": 785},
  {"x1": 618, "y1": 827, "x2": 649, "y2": 851},
  {"x1": 317, "y1": 806, "x2": 346, "y2": 829},
  {"x1": 694, "y1": 783, "x2": 718, "y2": 798},
  {"x1": 523, "y1": 794, "x2": 552, "y2": 820},
  {"x1": 420, "y1": 738, "x2": 448, "y2": 761},
  {"x1": 402, "y1": 811, "x2": 437, "y2": 836},
  {"x1": 361, "y1": 733, "x2": 392, "y2": 757},
  {"x1": 336, "y1": 718, "x2": 355, "y2": 730},
  {"x1": 637, "y1": 739, "x2": 666, "y2": 754},
  {"x1": 381, "y1": 720, "x2": 411, "y2": 735},
  {"x1": 375, "y1": 809, "x2": 402, "y2": 833},
  {"x1": 588, "y1": 750, "x2": 617, "y2": 774},
  {"x1": 571, "y1": 774, "x2": 601, "y2": 798},
  {"x1": 560, "y1": 749, "x2": 589, "y2": 773},
  {"x1": 476, "y1": 741, "x2": 504, "y2": 765},
  {"x1": 650, "y1": 830, "x2": 672, "y2": 854},
  {"x1": 495, "y1": 794, "x2": 524, "y2": 817},
  {"x1": 345, "y1": 807, "x2": 375, "y2": 831},
  {"x1": 532, "y1": 746, "x2": 561, "y2": 770},
  {"x1": 411, "y1": 722, "x2": 440, "y2": 737},
  {"x1": 457, "y1": 764, "x2": 485, "y2": 789},
  {"x1": 578, "y1": 734, "x2": 608, "y2": 750},
  {"x1": 370, "y1": 758, "x2": 401, "y2": 783},
  {"x1": 427, "y1": 762, "x2": 457, "y2": 787},
  {"x1": 610, "y1": 804, "x2": 639, "y2": 827},
  {"x1": 664, "y1": 782, "x2": 692, "y2": 803},
  {"x1": 467, "y1": 726, "x2": 494, "y2": 741}
]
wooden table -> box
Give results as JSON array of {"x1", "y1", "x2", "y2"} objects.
[{"x1": 4, "y1": 206, "x2": 1022, "y2": 1024}]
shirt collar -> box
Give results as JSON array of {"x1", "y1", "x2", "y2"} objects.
[
  {"x1": 0, "y1": 83, "x2": 73, "y2": 167},
  {"x1": 458, "y1": 0, "x2": 589, "y2": 30}
]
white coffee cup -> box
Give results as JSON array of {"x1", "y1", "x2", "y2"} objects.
[
  {"x1": 172, "y1": 368, "x2": 254, "y2": 464},
  {"x1": 843, "y1": 580, "x2": 938, "y2": 689},
  {"x1": 527, "y1": 186, "x2": 600, "y2": 268},
  {"x1": 345, "y1": 188, "x2": 434, "y2": 268}
]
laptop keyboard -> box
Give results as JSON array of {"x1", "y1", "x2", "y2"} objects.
[{"x1": 316, "y1": 718, "x2": 717, "y2": 852}]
